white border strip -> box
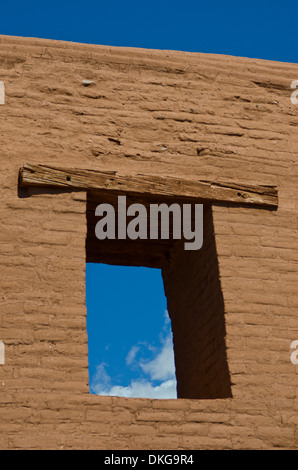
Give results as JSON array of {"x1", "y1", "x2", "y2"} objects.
[
  {"x1": 0, "y1": 341, "x2": 4, "y2": 365},
  {"x1": 0, "y1": 81, "x2": 5, "y2": 105}
]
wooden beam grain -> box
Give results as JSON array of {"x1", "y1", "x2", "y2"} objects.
[{"x1": 19, "y1": 163, "x2": 278, "y2": 208}]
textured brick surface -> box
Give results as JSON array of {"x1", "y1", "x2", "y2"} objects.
[
  {"x1": 163, "y1": 206, "x2": 232, "y2": 399},
  {"x1": 0, "y1": 35, "x2": 297, "y2": 449}
]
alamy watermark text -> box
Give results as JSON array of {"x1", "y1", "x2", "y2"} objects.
[{"x1": 95, "y1": 196, "x2": 203, "y2": 251}]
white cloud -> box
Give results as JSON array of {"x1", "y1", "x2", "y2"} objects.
[
  {"x1": 139, "y1": 334, "x2": 175, "y2": 381},
  {"x1": 91, "y1": 363, "x2": 111, "y2": 390},
  {"x1": 91, "y1": 311, "x2": 177, "y2": 399},
  {"x1": 92, "y1": 376, "x2": 177, "y2": 399},
  {"x1": 163, "y1": 310, "x2": 171, "y2": 326},
  {"x1": 125, "y1": 345, "x2": 140, "y2": 366}
]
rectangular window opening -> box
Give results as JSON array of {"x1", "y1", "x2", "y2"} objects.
[
  {"x1": 86, "y1": 192, "x2": 232, "y2": 400},
  {"x1": 86, "y1": 263, "x2": 177, "y2": 399}
]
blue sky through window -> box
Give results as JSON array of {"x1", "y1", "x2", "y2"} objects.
[{"x1": 86, "y1": 264, "x2": 177, "y2": 398}]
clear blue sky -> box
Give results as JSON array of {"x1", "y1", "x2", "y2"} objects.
[
  {"x1": 0, "y1": 0, "x2": 297, "y2": 63},
  {"x1": 3, "y1": 1, "x2": 296, "y2": 398}
]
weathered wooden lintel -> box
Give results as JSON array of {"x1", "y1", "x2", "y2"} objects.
[{"x1": 19, "y1": 164, "x2": 278, "y2": 208}]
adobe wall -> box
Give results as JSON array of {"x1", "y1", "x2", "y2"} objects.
[
  {"x1": 0, "y1": 35, "x2": 297, "y2": 449},
  {"x1": 162, "y1": 206, "x2": 232, "y2": 400}
]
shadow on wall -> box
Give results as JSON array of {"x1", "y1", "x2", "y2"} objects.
[{"x1": 162, "y1": 206, "x2": 233, "y2": 399}]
